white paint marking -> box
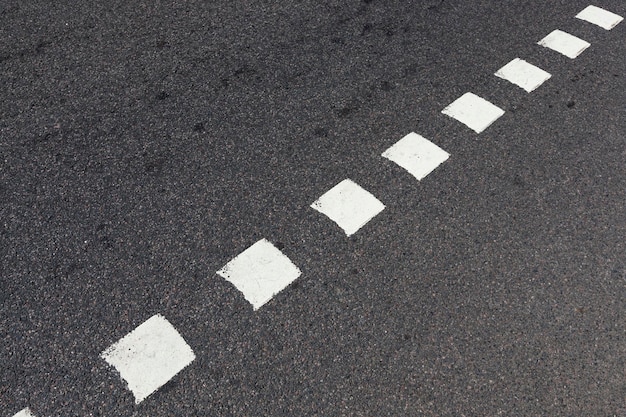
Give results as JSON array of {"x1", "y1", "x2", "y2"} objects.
[
  {"x1": 441, "y1": 92, "x2": 505, "y2": 134},
  {"x1": 100, "y1": 314, "x2": 196, "y2": 404},
  {"x1": 537, "y1": 30, "x2": 590, "y2": 59},
  {"x1": 13, "y1": 409, "x2": 35, "y2": 417},
  {"x1": 311, "y1": 179, "x2": 385, "y2": 236},
  {"x1": 216, "y1": 239, "x2": 302, "y2": 310},
  {"x1": 382, "y1": 132, "x2": 450, "y2": 181},
  {"x1": 494, "y1": 58, "x2": 552, "y2": 93},
  {"x1": 576, "y1": 5, "x2": 623, "y2": 30}
]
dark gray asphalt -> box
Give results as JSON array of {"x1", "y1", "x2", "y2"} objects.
[{"x1": 1, "y1": 0, "x2": 625, "y2": 415}]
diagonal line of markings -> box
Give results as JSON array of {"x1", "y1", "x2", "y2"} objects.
[{"x1": 10, "y1": 4, "x2": 623, "y2": 414}]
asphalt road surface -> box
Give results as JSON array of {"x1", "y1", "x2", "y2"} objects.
[{"x1": 1, "y1": 1, "x2": 625, "y2": 416}]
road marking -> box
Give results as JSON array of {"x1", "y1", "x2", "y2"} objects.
[
  {"x1": 217, "y1": 239, "x2": 302, "y2": 310},
  {"x1": 382, "y1": 132, "x2": 450, "y2": 181},
  {"x1": 311, "y1": 179, "x2": 385, "y2": 237},
  {"x1": 576, "y1": 5, "x2": 623, "y2": 30},
  {"x1": 441, "y1": 92, "x2": 505, "y2": 133},
  {"x1": 537, "y1": 30, "x2": 590, "y2": 59},
  {"x1": 12, "y1": 409, "x2": 35, "y2": 417},
  {"x1": 494, "y1": 58, "x2": 552, "y2": 92},
  {"x1": 9, "y1": 4, "x2": 623, "y2": 412},
  {"x1": 100, "y1": 314, "x2": 196, "y2": 404}
]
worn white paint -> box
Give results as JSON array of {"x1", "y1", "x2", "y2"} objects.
[
  {"x1": 495, "y1": 58, "x2": 552, "y2": 93},
  {"x1": 311, "y1": 179, "x2": 385, "y2": 236},
  {"x1": 100, "y1": 314, "x2": 196, "y2": 404},
  {"x1": 217, "y1": 239, "x2": 302, "y2": 310},
  {"x1": 13, "y1": 409, "x2": 35, "y2": 417},
  {"x1": 537, "y1": 30, "x2": 590, "y2": 59},
  {"x1": 382, "y1": 132, "x2": 449, "y2": 181},
  {"x1": 576, "y1": 5, "x2": 623, "y2": 30},
  {"x1": 441, "y1": 92, "x2": 505, "y2": 134}
]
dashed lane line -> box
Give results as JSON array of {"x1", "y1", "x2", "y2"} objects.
[
  {"x1": 494, "y1": 58, "x2": 552, "y2": 93},
  {"x1": 381, "y1": 132, "x2": 450, "y2": 182},
  {"x1": 576, "y1": 4, "x2": 624, "y2": 30},
  {"x1": 310, "y1": 178, "x2": 386, "y2": 237},
  {"x1": 538, "y1": 29, "x2": 591, "y2": 59},
  {"x1": 216, "y1": 238, "x2": 302, "y2": 311},
  {"x1": 11, "y1": 409, "x2": 34, "y2": 417},
  {"x1": 216, "y1": 132, "x2": 449, "y2": 310},
  {"x1": 8, "y1": 4, "x2": 623, "y2": 413},
  {"x1": 100, "y1": 314, "x2": 196, "y2": 404},
  {"x1": 441, "y1": 92, "x2": 505, "y2": 133}
]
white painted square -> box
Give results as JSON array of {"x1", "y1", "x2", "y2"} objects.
[
  {"x1": 576, "y1": 5, "x2": 623, "y2": 30},
  {"x1": 101, "y1": 314, "x2": 196, "y2": 404},
  {"x1": 217, "y1": 238, "x2": 302, "y2": 310},
  {"x1": 441, "y1": 92, "x2": 505, "y2": 133},
  {"x1": 537, "y1": 30, "x2": 590, "y2": 59},
  {"x1": 13, "y1": 409, "x2": 35, "y2": 417},
  {"x1": 382, "y1": 132, "x2": 450, "y2": 181},
  {"x1": 495, "y1": 58, "x2": 552, "y2": 93},
  {"x1": 311, "y1": 179, "x2": 385, "y2": 236}
]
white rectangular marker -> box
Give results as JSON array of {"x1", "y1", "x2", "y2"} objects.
[
  {"x1": 217, "y1": 239, "x2": 302, "y2": 310},
  {"x1": 538, "y1": 30, "x2": 590, "y2": 59},
  {"x1": 441, "y1": 92, "x2": 504, "y2": 134},
  {"x1": 576, "y1": 5, "x2": 623, "y2": 30},
  {"x1": 311, "y1": 179, "x2": 385, "y2": 237},
  {"x1": 101, "y1": 314, "x2": 196, "y2": 404},
  {"x1": 495, "y1": 58, "x2": 551, "y2": 93},
  {"x1": 13, "y1": 409, "x2": 35, "y2": 417},
  {"x1": 382, "y1": 132, "x2": 449, "y2": 181}
]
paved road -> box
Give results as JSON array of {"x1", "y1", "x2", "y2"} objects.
[{"x1": 1, "y1": 1, "x2": 624, "y2": 415}]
